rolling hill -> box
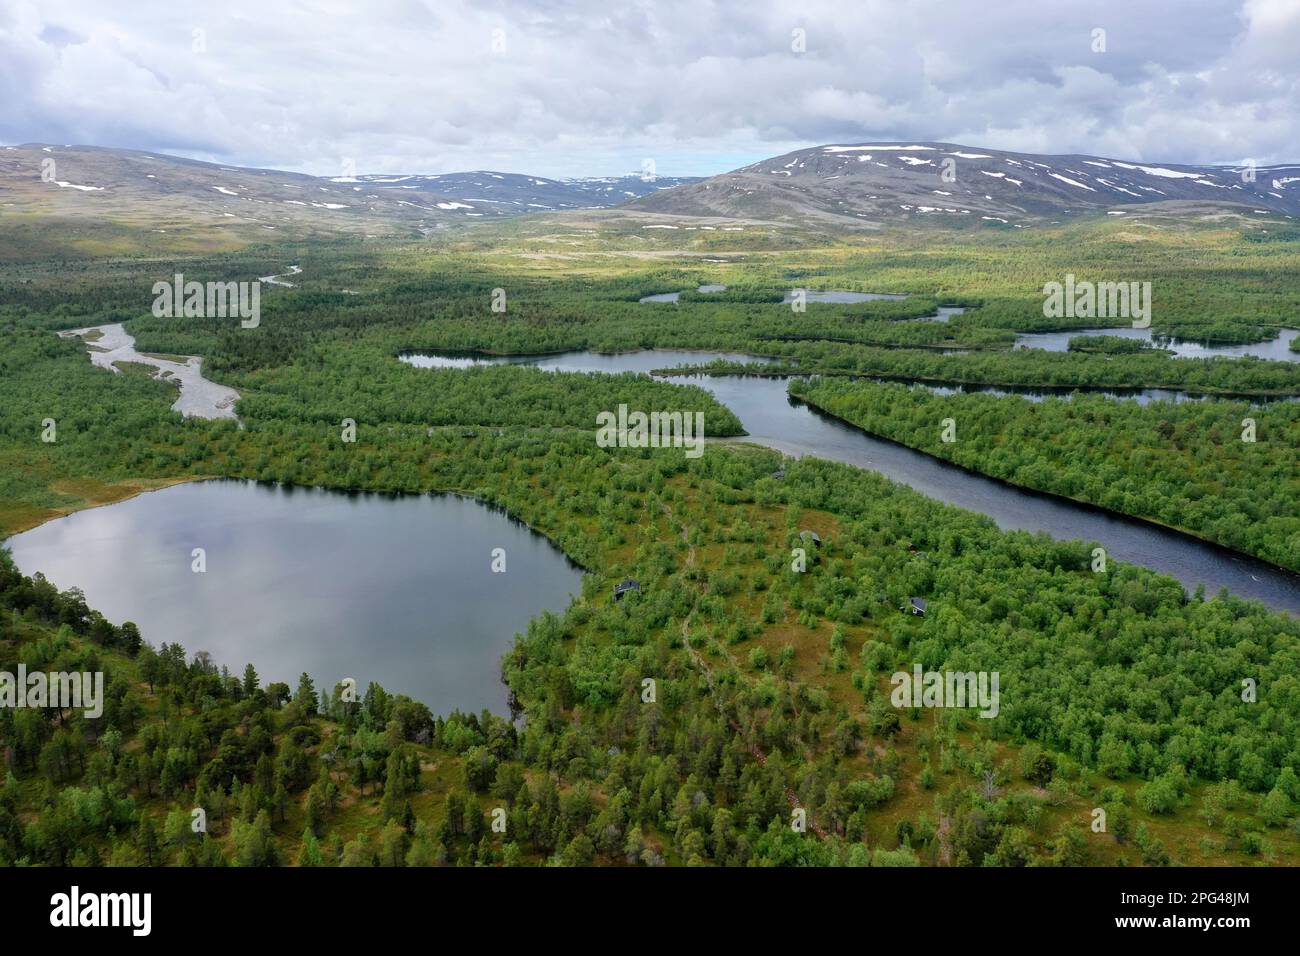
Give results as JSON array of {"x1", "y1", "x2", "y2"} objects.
[
  {"x1": 3, "y1": 141, "x2": 1296, "y2": 258},
  {"x1": 0, "y1": 144, "x2": 699, "y2": 255},
  {"x1": 628, "y1": 142, "x2": 1300, "y2": 227},
  {"x1": 342, "y1": 170, "x2": 699, "y2": 212}
]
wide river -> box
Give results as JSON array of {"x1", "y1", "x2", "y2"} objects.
[{"x1": 403, "y1": 348, "x2": 1300, "y2": 614}]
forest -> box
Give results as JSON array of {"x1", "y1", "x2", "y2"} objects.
[
  {"x1": 790, "y1": 378, "x2": 1300, "y2": 571},
  {"x1": 1, "y1": 213, "x2": 1299, "y2": 866},
  {"x1": 3, "y1": 421, "x2": 1299, "y2": 866}
]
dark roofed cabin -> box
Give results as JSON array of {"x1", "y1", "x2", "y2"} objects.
[
  {"x1": 613, "y1": 579, "x2": 641, "y2": 600},
  {"x1": 799, "y1": 530, "x2": 821, "y2": 546},
  {"x1": 771, "y1": 469, "x2": 785, "y2": 480},
  {"x1": 906, "y1": 597, "x2": 927, "y2": 616}
]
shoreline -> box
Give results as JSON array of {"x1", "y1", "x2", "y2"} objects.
[
  {"x1": 1, "y1": 475, "x2": 206, "y2": 540},
  {"x1": 789, "y1": 390, "x2": 1300, "y2": 588},
  {"x1": 4, "y1": 474, "x2": 591, "y2": 577}
]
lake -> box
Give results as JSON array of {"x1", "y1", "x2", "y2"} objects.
[
  {"x1": 4, "y1": 480, "x2": 583, "y2": 715},
  {"x1": 781, "y1": 290, "x2": 908, "y2": 304},
  {"x1": 637, "y1": 288, "x2": 909, "y2": 305},
  {"x1": 638, "y1": 284, "x2": 729, "y2": 303},
  {"x1": 1013, "y1": 326, "x2": 1300, "y2": 362}
]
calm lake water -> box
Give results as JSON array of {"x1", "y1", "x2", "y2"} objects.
[
  {"x1": 399, "y1": 348, "x2": 774, "y2": 373},
  {"x1": 637, "y1": 288, "x2": 909, "y2": 305},
  {"x1": 5, "y1": 481, "x2": 583, "y2": 715},
  {"x1": 400, "y1": 348, "x2": 1300, "y2": 613},
  {"x1": 917, "y1": 306, "x2": 965, "y2": 323},
  {"x1": 638, "y1": 284, "x2": 729, "y2": 303},
  {"x1": 781, "y1": 290, "x2": 908, "y2": 304},
  {"x1": 914, "y1": 380, "x2": 1294, "y2": 406},
  {"x1": 1013, "y1": 326, "x2": 1300, "y2": 362}
]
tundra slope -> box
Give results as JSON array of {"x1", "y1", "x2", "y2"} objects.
[
  {"x1": 0, "y1": 145, "x2": 698, "y2": 240},
  {"x1": 342, "y1": 170, "x2": 700, "y2": 211},
  {"x1": 629, "y1": 142, "x2": 1300, "y2": 226},
  {"x1": 0, "y1": 144, "x2": 474, "y2": 238}
]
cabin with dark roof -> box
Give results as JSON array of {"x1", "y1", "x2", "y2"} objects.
[
  {"x1": 613, "y1": 579, "x2": 641, "y2": 600},
  {"x1": 905, "y1": 597, "x2": 927, "y2": 616},
  {"x1": 799, "y1": 530, "x2": 821, "y2": 546},
  {"x1": 771, "y1": 468, "x2": 785, "y2": 480}
]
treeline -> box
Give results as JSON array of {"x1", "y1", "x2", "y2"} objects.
[
  {"x1": 7, "y1": 228, "x2": 1299, "y2": 395},
  {"x1": 236, "y1": 345, "x2": 744, "y2": 435},
  {"x1": 687, "y1": 343, "x2": 1300, "y2": 396},
  {"x1": 790, "y1": 378, "x2": 1300, "y2": 571},
  {"x1": 1067, "y1": 335, "x2": 1159, "y2": 354}
]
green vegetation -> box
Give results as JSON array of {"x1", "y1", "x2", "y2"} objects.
[
  {"x1": 3, "y1": 426, "x2": 1298, "y2": 866},
  {"x1": 2, "y1": 213, "x2": 1299, "y2": 866},
  {"x1": 790, "y1": 378, "x2": 1300, "y2": 571},
  {"x1": 671, "y1": 344, "x2": 1300, "y2": 397},
  {"x1": 1067, "y1": 335, "x2": 1160, "y2": 354}
]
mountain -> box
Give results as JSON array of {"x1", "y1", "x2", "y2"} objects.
[
  {"x1": 5, "y1": 141, "x2": 1294, "y2": 256},
  {"x1": 628, "y1": 142, "x2": 1300, "y2": 226},
  {"x1": 0, "y1": 144, "x2": 699, "y2": 254},
  {"x1": 340, "y1": 171, "x2": 699, "y2": 212}
]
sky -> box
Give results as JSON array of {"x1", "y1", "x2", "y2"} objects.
[{"x1": 1, "y1": 0, "x2": 1297, "y2": 179}]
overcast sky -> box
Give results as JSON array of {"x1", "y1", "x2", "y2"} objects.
[{"x1": 2, "y1": 0, "x2": 1297, "y2": 178}]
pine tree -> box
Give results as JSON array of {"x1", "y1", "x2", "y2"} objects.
[
  {"x1": 138, "y1": 813, "x2": 160, "y2": 866},
  {"x1": 298, "y1": 829, "x2": 324, "y2": 867},
  {"x1": 295, "y1": 673, "x2": 319, "y2": 713}
]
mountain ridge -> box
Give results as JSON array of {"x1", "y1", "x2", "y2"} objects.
[
  {"x1": 628, "y1": 141, "x2": 1300, "y2": 226},
  {"x1": 0, "y1": 143, "x2": 697, "y2": 224},
  {"x1": 338, "y1": 170, "x2": 700, "y2": 212},
  {"x1": 2, "y1": 141, "x2": 1295, "y2": 249}
]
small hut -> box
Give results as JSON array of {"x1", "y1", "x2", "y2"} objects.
[
  {"x1": 613, "y1": 579, "x2": 641, "y2": 601},
  {"x1": 799, "y1": 530, "x2": 821, "y2": 547},
  {"x1": 905, "y1": 597, "x2": 927, "y2": 616}
]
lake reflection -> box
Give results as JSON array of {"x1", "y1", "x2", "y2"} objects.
[{"x1": 5, "y1": 480, "x2": 583, "y2": 715}]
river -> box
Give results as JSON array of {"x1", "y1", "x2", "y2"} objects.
[{"x1": 399, "y1": 347, "x2": 1300, "y2": 613}]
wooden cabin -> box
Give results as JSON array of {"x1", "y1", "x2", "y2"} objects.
[
  {"x1": 906, "y1": 597, "x2": 927, "y2": 616},
  {"x1": 613, "y1": 579, "x2": 641, "y2": 601}
]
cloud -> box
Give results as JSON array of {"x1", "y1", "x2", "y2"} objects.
[{"x1": 0, "y1": 0, "x2": 1295, "y2": 177}]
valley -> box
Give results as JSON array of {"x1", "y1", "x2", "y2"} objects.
[{"x1": 2, "y1": 141, "x2": 1299, "y2": 873}]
